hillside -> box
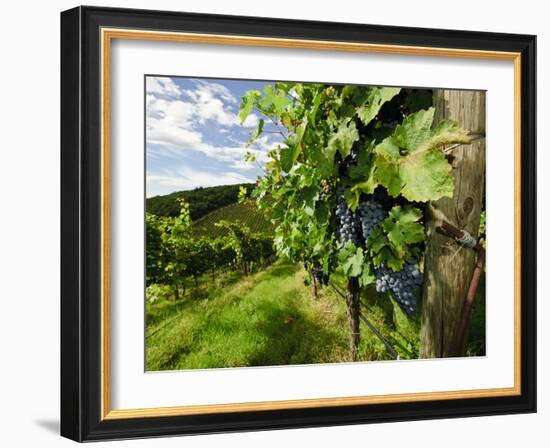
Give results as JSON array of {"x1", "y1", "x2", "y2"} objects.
[
  {"x1": 192, "y1": 201, "x2": 274, "y2": 237},
  {"x1": 146, "y1": 183, "x2": 255, "y2": 220}
]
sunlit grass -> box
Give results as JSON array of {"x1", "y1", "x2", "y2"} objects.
[{"x1": 146, "y1": 260, "x2": 485, "y2": 370}]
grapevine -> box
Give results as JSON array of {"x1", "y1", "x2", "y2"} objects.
[
  {"x1": 239, "y1": 83, "x2": 472, "y2": 358},
  {"x1": 145, "y1": 200, "x2": 275, "y2": 299}
]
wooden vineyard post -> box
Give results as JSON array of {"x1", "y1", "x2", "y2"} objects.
[
  {"x1": 420, "y1": 90, "x2": 486, "y2": 358},
  {"x1": 346, "y1": 278, "x2": 360, "y2": 361},
  {"x1": 311, "y1": 274, "x2": 319, "y2": 299}
]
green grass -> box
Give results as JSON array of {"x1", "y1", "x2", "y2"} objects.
[
  {"x1": 192, "y1": 201, "x2": 274, "y2": 238},
  {"x1": 466, "y1": 274, "x2": 486, "y2": 356},
  {"x1": 146, "y1": 260, "x2": 427, "y2": 371}
]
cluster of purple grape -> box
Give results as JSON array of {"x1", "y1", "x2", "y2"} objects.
[
  {"x1": 357, "y1": 200, "x2": 386, "y2": 242},
  {"x1": 375, "y1": 260, "x2": 423, "y2": 315},
  {"x1": 311, "y1": 266, "x2": 329, "y2": 286},
  {"x1": 335, "y1": 189, "x2": 361, "y2": 245}
]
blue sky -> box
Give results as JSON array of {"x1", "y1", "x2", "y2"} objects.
[{"x1": 146, "y1": 76, "x2": 281, "y2": 197}]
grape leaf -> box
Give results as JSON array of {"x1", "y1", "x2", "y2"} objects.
[
  {"x1": 247, "y1": 118, "x2": 265, "y2": 146},
  {"x1": 344, "y1": 188, "x2": 360, "y2": 211},
  {"x1": 356, "y1": 87, "x2": 401, "y2": 126},
  {"x1": 366, "y1": 207, "x2": 423, "y2": 271},
  {"x1": 261, "y1": 85, "x2": 292, "y2": 116},
  {"x1": 419, "y1": 119, "x2": 471, "y2": 152},
  {"x1": 373, "y1": 136, "x2": 400, "y2": 160},
  {"x1": 338, "y1": 243, "x2": 364, "y2": 278},
  {"x1": 296, "y1": 185, "x2": 319, "y2": 216},
  {"x1": 327, "y1": 119, "x2": 359, "y2": 158},
  {"x1": 371, "y1": 108, "x2": 471, "y2": 202},
  {"x1": 393, "y1": 108, "x2": 434, "y2": 151},
  {"x1": 399, "y1": 149, "x2": 454, "y2": 201},
  {"x1": 239, "y1": 90, "x2": 261, "y2": 124},
  {"x1": 347, "y1": 140, "x2": 375, "y2": 179},
  {"x1": 306, "y1": 125, "x2": 336, "y2": 178},
  {"x1": 382, "y1": 206, "x2": 425, "y2": 251},
  {"x1": 280, "y1": 143, "x2": 301, "y2": 172},
  {"x1": 374, "y1": 247, "x2": 403, "y2": 271},
  {"x1": 367, "y1": 227, "x2": 388, "y2": 254},
  {"x1": 359, "y1": 262, "x2": 376, "y2": 287}
]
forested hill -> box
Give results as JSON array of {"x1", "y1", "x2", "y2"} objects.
[{"x1": 146, "y1": 183, "x2": 255, "y2": 220}]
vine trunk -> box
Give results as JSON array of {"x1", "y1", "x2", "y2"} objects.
[{"x1": 345, "y1": 278, "x2": 360, "y2": 361}]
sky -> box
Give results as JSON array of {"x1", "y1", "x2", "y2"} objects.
[{"x1": 145, "y1": 76, "x2": 281, "y2": 197}]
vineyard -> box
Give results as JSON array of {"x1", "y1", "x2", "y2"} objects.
[
  {"x1": 192, "y1": 201, "x2": 274, "y2": 238},
  {"x1": 146, "y1": 81, "x2": 486, "y2": 369}
]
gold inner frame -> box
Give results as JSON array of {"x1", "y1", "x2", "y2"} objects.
[{"x1": 100, "y1": 28, "x2": 522, "y2": 420}]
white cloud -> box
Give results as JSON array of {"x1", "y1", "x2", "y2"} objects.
[
  {"x1": 146, "y1": 80, "x2": 272, "y2": 168},
  {"x1": 147, "y1": 96, "x2": 195, "y2": 126},
  {"x1": 242, "y1": 113, "x2": 260, "y2": 128},
  {"x1": 182, "y1": 81, "x2": 239, "y2": 127},
  {"x1": 146, "y1": 77, "x2": 182, "y2": 97},
  {"x1": 147, "y1": 77, "x2": 259, "y2": 146},
  {"x1": 185, "y1": 81, "x2": 237, "y2": 104},
  {"x1": 194, "y1": 97, "x2": 237, "y2": 126},
  {"x1": 146, "y1": 77, "x2": 282, "y2": 195}
]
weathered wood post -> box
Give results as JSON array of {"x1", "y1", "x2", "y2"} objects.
[
  {"x1": 346, "y1": 278, "x2": 361, "y2": 361},
  {"x1": 420, "y1": 90, "x2": 486, "y2": 358},
  {"x1": 311, "y1": 274, "x2": 319, "y2": 299}
]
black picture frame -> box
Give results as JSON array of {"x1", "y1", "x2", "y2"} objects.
[{"x1": 61, "y1": 5, "x2": 536, "y2": 442}]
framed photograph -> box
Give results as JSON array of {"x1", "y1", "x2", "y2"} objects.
[{"x1": 60, "y1": 6, "x2": 536, "y2": 442}]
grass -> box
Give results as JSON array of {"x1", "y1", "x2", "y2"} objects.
[
  {"x1": 146, "y1": 262, "x2": 349, "y2": 370},
  {"x1": 146, "y1": 260, "x2": 485, "y2": 371}
]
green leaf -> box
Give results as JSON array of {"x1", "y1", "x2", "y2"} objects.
[
  {"x1": 419, "y1": 119, "x2": 471, "y2": 152},
  {"x1": 306, "y1": 124, "x2": 337, "y2": 178},
  {"x1": 372, "y1": 156, "x2": 401, "y2": 197},
  {"x1": 351, "y1": 176, "x2": 378, "y2": 196},
  {"x1": 328, "y1": 120, "x2": 359, "y2": 158},
  {"x1": 256, "y1": 118, "x2": 264, "y2": 136},
  {"x1": 356, "y1": 87, "x2": 401, "y2": 126},
  {"x1": 393, "y1": 107, "x2": 435, "y2": 151},
  {"x1": 296, "y1": 185, "x2": 319, "y2": 216},
  {"x1": 246, "y1": 119, "x2": 265, "y2": 147},
  {"x1": 358, "y1": 262, "x2": 376, "y2": 287},
  {"x1": 279, "y1": 116, "x2": 309, "y2": 173},
  {"x1": 399, "y1": 149, "x2": 454, "y2": 201},
  {"x1": 382, "y1": 206, "x2": 425, "y2": 251},
  {"x1": 371, "y1": 108, "x2": 471, "y2": 202},
  {"x1": 373, "y1": 136, "x2": 400, "y2": 160},
  {"x1": 308, "y1": 89, "x2": 322, "y2": 122},
  {"x1": 367, "y1": 227, "x2": 387, "y2": 254},
  {"x1": 261, "y1": 85, "x2": 292, "y2": 116},
  {"x1": 347, "y1": 140, "x2": 375, "y2": 179},
  {"x1": 280, "y1": 143, "x2": 301, "y2": 172},
  {"x1": 314, "y1": 201, "x2": 329, "y2": 225},
  {"x1": 344, "y1": 188, "x2": 360, "y2": 211},
  {"x1": 380, "y1": 248, "x2": 403, "y2": 271},
  {"x1": 239, "y1": 90, "x2": 261, "y2": 124},
  {"x1": 348, "y1": 144, "x2": 378, "y2": 195},
  {"x1": 339, "y1": 245, "x2": 364, "y2": 278}
]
